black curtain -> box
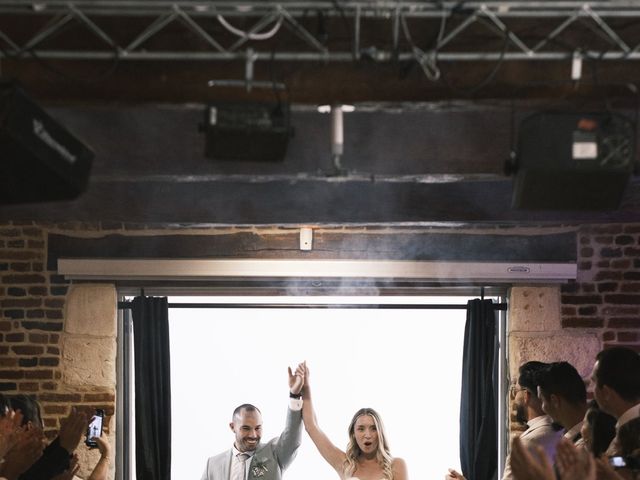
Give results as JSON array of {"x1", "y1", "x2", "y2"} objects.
[
  {"x1": 459, "y1": 299, "x2": 498, "y2": 480},
  {"x1": 132, "y1": 296, "x2": 171, "y2": 480}
]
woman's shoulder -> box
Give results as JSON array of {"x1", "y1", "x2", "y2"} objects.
[{"x1": 391, "y1": 456, "x2": 408, "y2": 478}]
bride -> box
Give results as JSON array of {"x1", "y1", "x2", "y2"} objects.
[{"x1": 299, "y1": 363, "x2": 408, "y2": 480}]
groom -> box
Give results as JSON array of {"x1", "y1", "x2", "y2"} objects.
[{"x1": 200, "y1": 364, "x2": 304, "y2": 480}]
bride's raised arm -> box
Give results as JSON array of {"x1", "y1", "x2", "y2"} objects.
[{"x1": 301, "y1": 363, "x2": 347, "y2": 476}]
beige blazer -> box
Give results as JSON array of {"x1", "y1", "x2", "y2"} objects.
[
  {"x1": 200, "y1": 407, "x2": 302, "y2": 480},
  {"x1": 502, "y1": 415, "x2": 563, "y2": 480}
]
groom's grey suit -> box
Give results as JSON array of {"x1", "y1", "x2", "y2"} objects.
[{"x1": 200, "y1": 405, "x2": 303, "y2": 480}]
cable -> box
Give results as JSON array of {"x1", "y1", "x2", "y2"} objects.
[
  {"x1": 400, "y1": 12, "x2": 441, "y2": 81},
  {"x1": 7, "y1": 10, "x2": 121, "y2": 85},
  {"x1": 436, "y1": 15, "x2": 510, "y2": 96},
  {"x1": 26, "y1": 48, "x2": 120, "y2": 85},
  {"x1": 216, "y1": 13, "x2": 283, "y2": 41},
  {"x1": 330, "y1": 0, "x2": 355, "y2": 61}
]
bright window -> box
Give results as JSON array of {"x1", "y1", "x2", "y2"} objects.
[{"x1": 168, "y1": 296, "x2": 474, "y2": 480}]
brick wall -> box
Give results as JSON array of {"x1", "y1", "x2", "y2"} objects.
[
  {"x1": 561, "y1": 223, "x2": 640, "y2": 351},
  {"x1": 0, "y1": 222, "x2": 115, "y2": 442}
]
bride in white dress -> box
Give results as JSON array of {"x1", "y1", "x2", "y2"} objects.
[{"x1": 299, "y1": 363, "x2": 408, "y2": 480}]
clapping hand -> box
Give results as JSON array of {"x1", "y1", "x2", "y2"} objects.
[
  {"x1": 555, "y1": 437, "x2": 596, "y2": 480},
  {"x1": 0, "y1": 409, "x2": 23, "y2": 459},
  {"x1": 58, "y1": 407, "x2": 89, "y2": 454},
  {"x1": 510, "y1": 436, "x2": 555, "y2": 480},
  {"x1": 0, "y1": 426, "x2": 45, "y2": 480}
]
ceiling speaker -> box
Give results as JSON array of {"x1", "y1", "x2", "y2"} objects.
[
  {"x1": 202, "y1": 102, "x2": 292, "y2": 162},
  {"x1": 0, "y1": 81, "x2": 94, "y2": 204},
  {"x1": 513, "y1": 111, "x2": 635, "y2": 210}
]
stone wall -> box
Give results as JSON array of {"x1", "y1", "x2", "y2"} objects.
[{"x1": 0, "y1": 223, "x2": 116, "y2": 478}]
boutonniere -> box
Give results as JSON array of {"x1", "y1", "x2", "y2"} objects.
[{"x1": 251, "y1": 459, "x2": 269, "y2": 477}]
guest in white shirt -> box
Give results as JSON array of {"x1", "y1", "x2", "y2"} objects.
[
  {"x1": 589, "y1": 347, "x2": 640, "y2": 456},
  {"x1": 446, "y1": 361, "x2": 563, "y2": 480}
]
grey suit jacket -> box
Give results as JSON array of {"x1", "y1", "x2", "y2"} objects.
[{"x1": 200, "y1": 406, "x2": 302, "y2": 480}]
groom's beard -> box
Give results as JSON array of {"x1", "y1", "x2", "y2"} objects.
[
  {"x1": 515, "y1": 403, "x2": 528, "y2": 425},
  {"x1": 237, "y1": 436, "x2": 261, "y2": 451}
]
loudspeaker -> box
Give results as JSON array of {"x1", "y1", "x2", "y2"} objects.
[
  {"x1": 202, "y1": 102, "x2": 292, "y2": 162},
  {"x1": 0, "y1": 81, "x2": 93, "y2": 204},
  {"x1": 513, "y1": 112, "x2": 635, "y2": 210},
  {"x1": 513, "y1": 111, "x2": 635, "y2": 210}
]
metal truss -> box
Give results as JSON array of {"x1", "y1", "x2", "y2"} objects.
[{"x1": 2, "y1": 1, "x2": 640, "y2": 68}]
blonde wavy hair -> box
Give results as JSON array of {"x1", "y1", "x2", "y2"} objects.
[{"x1": 343, "y1": 408, "x2": 394, "y2": 480}]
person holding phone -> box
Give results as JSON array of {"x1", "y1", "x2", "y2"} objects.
[
  {"x1": 50, "y1": 432, "x2": 112, "y2": 480},
  {"x1": 86, "y1": 433, "x2": 111, "y2": 480},
  {"x1": 200, "y1": 364, "x2": 305, "y2": 480}
]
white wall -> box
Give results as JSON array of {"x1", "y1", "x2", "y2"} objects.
[{"x1": 169, "y1": 297, "x2": 469, "y2": 480}]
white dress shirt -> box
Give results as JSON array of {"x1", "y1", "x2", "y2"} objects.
[
  {"x1": 232, "y1": 446, "x2": 255, "y2": 480},
  {"x1": 616, "y1": 402, "x2": 640, "y2": 429}
]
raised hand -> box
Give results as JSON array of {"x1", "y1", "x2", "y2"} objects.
[
  {"x1": 444, "y1": 468, "x2": 466, "y2": 480},
  {"x1": 288, "y1": 362, "x2": 305, "y2": 395},
  {"x1": 87, "y1": 433, "x2": 112, "y2": 480},
  {"x1": 94, "y1": 434, "x2": 111, "y2": 458},
  {"x1": 299, "y1": 362, "x2": 311, "y2": 399},
  {"x1": 58, "y1": 407, "x2": 89, "y2": 453}
]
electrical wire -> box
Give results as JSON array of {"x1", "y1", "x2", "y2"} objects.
[
  {"x1": 216, "y1": 13, "x2": 283, "y2": 41},
  {"x1": 436, "y1": 15, "x2": 510, "y2": 96},
  {"x1": 400, "y1": 12, "x2": 441, "y2": 81},
  {"x1": 330, "y1": 0, "x2": 355, "y2": 61},
  {"x1": 4, "y1": 10, "x2": 121, "y2": 84}
]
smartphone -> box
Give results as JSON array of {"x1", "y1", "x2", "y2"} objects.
[
  {"x1": 85, "y1": 409, "x2": 104, "y2": 449},
  {"x1": 609, "y1": 455, "x2": 640, "y2": 470},
  {"x1": 610, "y1": 456, "x2": 627, "y2": 468}
]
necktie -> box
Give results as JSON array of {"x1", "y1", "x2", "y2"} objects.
[{"x1": 231, "y1": 453, "x2": 249, "y2": 480}]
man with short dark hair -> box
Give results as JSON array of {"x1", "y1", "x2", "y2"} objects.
[
  {"x1": 501, "y1": 361, "x2": 563, "y2": 480},
  {"x1": 446, "y1": 361, "x2": 563, "y2": 480},
  {"x1": 537, "y1": 362, "x2": 588, "y2": 448},
  {"x1": 200, "y1": 365, "x2": 304, "y2": 480},
  {"x1": 590, "y1": 346, "x2": 640, "y2": 455}
]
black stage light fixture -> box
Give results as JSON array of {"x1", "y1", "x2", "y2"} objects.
[
  {"x1": 0, "y1": 80, "x2": 94, "y2": 204},
  {"x1": 202, "y1": 102, "x2": 292, "y2": 162},
  {"x1": 512, "y1": 111, "x2": 635, "y2": 210}
]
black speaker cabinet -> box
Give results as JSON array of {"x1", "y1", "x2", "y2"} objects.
[
  {"x1": 203, "y1": 102, "x2": 292, "y2": 162},
  {"x1": 513, "y1": 112, "x2": 635, "y2": 210},
  {"x1": 0, "y1": 81, "x2": 94, "y2": 204}
]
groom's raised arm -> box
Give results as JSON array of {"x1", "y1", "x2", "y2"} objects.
[{"x1": 272, "y1": 364, "x2": 305, "y2": 469}]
